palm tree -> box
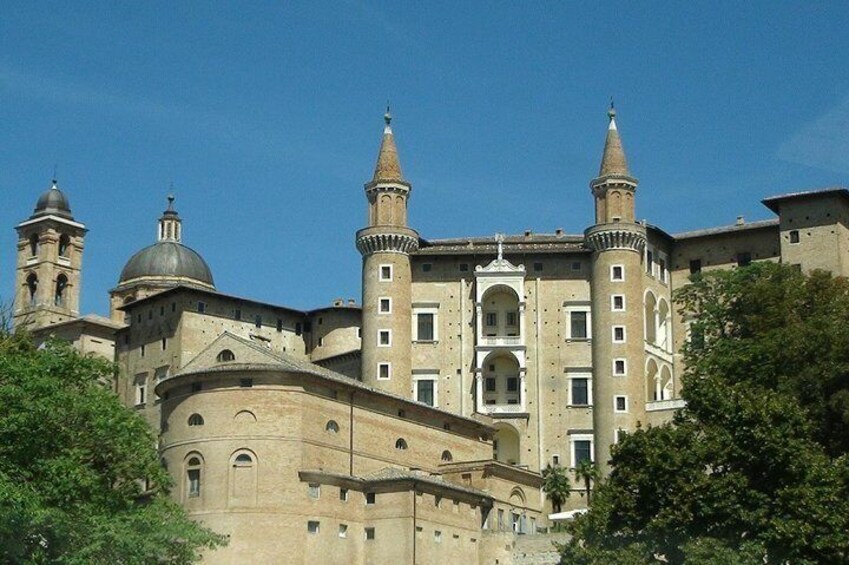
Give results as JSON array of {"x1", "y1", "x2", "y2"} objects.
[
  {"x1": 541, "y1": 464, "x2": 571, "y2": 513},
  {"x1": 573, "y1": 459, "x2": 600, "y2": 505}
]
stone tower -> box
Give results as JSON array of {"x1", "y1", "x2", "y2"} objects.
[
  {"x1": 585, "y1": 107, "x2": 647, "y2": 472},
  {"x1": 356, "y1": 109, "x2": 418, "y2": 397},
  {"x1": 14, "y1": 180, "x2": 87, "y2": 329}
]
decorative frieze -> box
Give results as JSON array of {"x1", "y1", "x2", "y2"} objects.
[
  {"x1": 356, "y1": 230, "x2": 419, "y2": 256},
  {"x1": 584, "y1": 224, "x2": 646, "y2": 253}
]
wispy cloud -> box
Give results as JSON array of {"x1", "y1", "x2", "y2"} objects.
[{"x1": 777, "y1": 94, "x2": 849, "y2": 174}]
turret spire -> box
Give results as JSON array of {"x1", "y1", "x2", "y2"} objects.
[
  {"x1": 372, "y1": 106, "x2": 406, "y2": 184},
  {"x1": 158, "y1": 193, "x2": 182, "y2": 242},
  {"x1": 598, "y1": 103, "x2": 630, "y2": 177}
]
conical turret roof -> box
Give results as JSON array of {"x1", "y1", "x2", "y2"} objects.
[
  {"x1": 372, "y1": 108, "x2": 406, "y2": 183},
  {"x1": 598, "y1": 107, "x2": 630, "y2": 177}
]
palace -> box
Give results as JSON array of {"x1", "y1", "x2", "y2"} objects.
[{"x1": 12, "y1": 107, "x2": 849, "y2": 564}]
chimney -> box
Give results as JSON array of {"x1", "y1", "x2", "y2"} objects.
[{"x1": 736, "y1": 216, "x2": 745, "y2": 226}]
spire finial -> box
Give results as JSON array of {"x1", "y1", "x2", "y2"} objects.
[
  {"x1": 167, "y1": 193, "x2": 175, "y2": 211},
  {"x1": 51, "y1": 164, "x2": 58, "y2": 188},
  {"x1": 495, "y1": 233, "x2": 505, "y2": 262},
  {"x1": 384, "y1": 102, "x2": 392, "y2": 126},
  {"x1": 608, "y1": 97, "x2": 616, "y2": 120}
]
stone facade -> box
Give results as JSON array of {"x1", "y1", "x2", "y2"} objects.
[{"x1": 12, "y1": 108, "x2": 849, "y2": 563}]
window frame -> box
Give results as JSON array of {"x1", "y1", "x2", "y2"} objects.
[
  {"x1": 612, "y1": 325, "x2": 626, "y2": 343},
  {"x1": 611, "y1": 294, "x2": 625, "y2": 312},
  {"x1": 377, "y1": 362, "x2": 391, "y2": 380},
  {"x1": 413, "y1": 373, "x2": 438, "y2": 407},
  {"x1": 614, "y1": 395, "x2": 628, "y2": 413},
  {"x1": 610, "y1": 265, "x2": 625, "y2": 281},
  {"x1": 412, "y1": 304, "x2": 439, "y2": 342},
  {"x1": 613, "y1": 358, "x2": 627, "y2": 376},
  {"x1": 568, "y1": 374, "x2": 592, "y2": 406},
  {"x1": 378, "y1": 297, "x2": 392, "y2": 314},
  {"x1": 377, "y1": 329, "x2": 391, "y2": 347},
  {"x1": 379, "y1": 264, "x2": 393, "y2": 282},
  {"x1": 570, "y1": 434, "x2": 594, "y2": 468},
  {"x1": 564, "y1": 303, "x2": 592, "y2": 341}
]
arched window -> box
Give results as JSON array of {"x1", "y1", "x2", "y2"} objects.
[
  {"x1": 54, "y1": 274, "x2": 68, "y2": 307},
  {"x1": 644, "y1": 291, "x2": 658, "y2": 344},
  {"x1": 229, "y1": 450, "x2": 257, "y2": 506},
  {"x1": 441, "y1": 450, "x2": 453, "y2": 462},
  {"x1": 326, "y1": 420, "x2": 339, "y2": 434},
  {"x1": 28, "y1": 234, "x2": 39, "y2": 257},
  {"x1": 58, "y1": 234, "x2": 70, "y2": 257},
  {"x1": 26, "y1": 273, "x2": 38, "y2": 305},
  {"x1": 395, "y1": 438, "x2": 408, "y2": 450},
  {"x1": 185, "y1": 454, "x2": 203, "y2": 499},
  {"x1": 187, "y1": 413, "x2": 204, "y2": 426},
  {"x1": 216, "y1": 349, "x2": 235, "y2": 362},
  {"x1": 234, "y1": 453, "x2": 253, "y2": 466},
  {"x1": 234, "y1": 410, "x2": 257, "y2": 423}
]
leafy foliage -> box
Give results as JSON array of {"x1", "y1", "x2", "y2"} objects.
[
  {"x1": 0, "y1": 331, "x2": 226, "y2": 564},
  {"x1": 560, "y1": 263, "x2": 849, "y2": 564},
  {"x1": 542, "y1": 464, "x2": 572, "y2": 513},
  {"x1": 572, "y1": 460, "x2": 599, "y2": 505}
]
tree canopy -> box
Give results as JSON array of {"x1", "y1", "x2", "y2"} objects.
[
  {"x1": 542, "y1": 464, "x2": 572, "y2": 514},
  {"x1": 0, "y1": 331, "x2": 226, "y2": 564},
  {"x1": 560, "y1": 263, "x2": 849, "y2": 564}
]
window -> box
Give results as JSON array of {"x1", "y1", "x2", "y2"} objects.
[
  {"x1": 422, "y1": 263, "x2": 432, "y2": 272},
  {"x1": 415, "y1": 312, "x2": 435, "y2": 341},
  {"x1": 379, "y1": 264, "x2": 392, "y2": 281},
  {"x1": 28, "y1": 234, "x2": 39, "y2": 257},
  {"x1": 441, "y1": 450, "x2": 453, "y2": 462},
  {"x1": 507, "y1": 377, "x2": 518, "y2": 392},
  {"x1": 552, "y1": 454, "x2": 560, "y2": 466},
  {"x1": 736, "y1": 252, "x2": 752, "y2": 267},
  {"x1": 789, "y1": 230, "x2": 800, "y2": 244},
  {"x1": 140, "y1": 344, "x2": 145, "y2": 357},
  {"x1": 186, "y1": 456, "x2": 202, "y2": 498},
  {"x1": 161, "y1": 337, "x2": 167, "y2": 350},
  {"x1": 611, "y1": 265, "x2": 624, "y2": 281},
  {"x1": 646, "y1": 249, "x2": 654, "y2": 275},
  {"x1": 54, "y1": 274, "x2": 68, "y2": 307},
  {"x1": 307, "y1": 521, "x2": 320, "y2": 534},
  {"x1": 340, "y1": 488, "x2": 348, "y2": 502},
  {"x1": 571, "y1": 435, "x2": 593, "y2": 467},
  {"x1": 613, "y1": 326, "x2": 626, "y2": 343},
  {"x1": 611, "y1": 295, "x2": 625, "y2": 311},
  {"x1": 308, "y1": 483, "x2": 321, "y2": 499},
  {"x1": 613, "y1": 358, "x2": 627, "y2": 376},
  {"x1": 378, "y1": 363, "x2": 391, "y2": 380},
  {"x1": 276, "y1": 318, "x2": 283, "y2": 332},
  {"x1": 239, "y1": 378, "x2": 253, "y2": 388},
  {"x1": 160, "y1": 305, "x2": 165, "y2": 316},
  {"x1": 134, "y1": 374, "x2": 146, "y2": 406},
  {"x1": 295, "y1": 322, "x2": 302, "y2": 336},
  {"x1": 26, "y1": 273, "x2": 38, "y2": 305},
  {"x1": 255, "y1": 315, "x2": 262, "y2": 328},
  {"x1": 395, "y1": 438, "x2": 408, "y2": 450},
  {"x1": 171, "y1": 302, "x2": 176, "y2": 312},
  {"x1": 689, "y1": 259, "x2": 702, "y2": 275},
  {"x1": 379, "y1": 297, "x2": 391, "y2": 313},
  {"x1": 366, "y1": 492, "x2": 376, "y2": 505},
  {"x1": 217, "y1": 349, "x2": 235, "y2": 362},
  {"x1": 615, "y1": 395, "x2": 628, "y2": 413},
  {"x1": 378, "y1": 330, "x2": 391, "y2": 347},
  {"x1": 365, "y1": 527, "x2": 375, "y2": 540},
  {"x1": 197, "y1": 301, "x2": 206, "y2": 313},
  {"x1": 614, "y1": 428, "x2": 627, "y2": 443},
  {"x1": 565, "y1": 303, "x2": 591, "y2": 339},
  {"x1": 658, "y1": 256, "x2": 668, "y2": 283},
  {"x1": 192, "y1": 382, "x2": 203, "y2": 392},
  {"x1": 485, "y1": 312, "x2": 497, "y2": 327},
  {"x1": 188, "y1": 413, "x2": 204, "y2": 426},
  {"x1": 434, "y1": 531, "x2": 442, "y2": 543},
  {"x1": 234, "y1": 453, "x2": 253, "y2": 466},
  {"x1": 570, "y1": 377, "x2": 589, "y2": 406},
  {"x1": 571, "y1": 261, "x2": 582, "y2": 272},
  {"x1": 326, "y1": 420, "x2": 339, "y2": 433},
  {"x1": 415, "y1": 377, "x2": 436, "y2": 407},
  {"x1": 459, "y1": 263, "x2": 469, "y2": 272},
  {"x1": 338, "y1": 524, "x2": 348, "y2": 538},
  {"x1": 485, "y1": 377, "x2": 496, "y2": 392},
  {"x1": 234, "y1": 308, "x2": 241, "y2": 321},
  {"x1": 317, "y1": 337, "x2": 323, "y2": 347},
  {"x1": 506, "y1": 312, "x2": 517, "y2": 326},
  {"x1": 533, "y1": 262, "x2": 543, "y2": 272}
]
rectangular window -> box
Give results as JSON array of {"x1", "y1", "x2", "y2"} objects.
[
  {"x1": 552, "y1": 454, "x2": 560, "y2": 466},
  {"x1": 378, "y1": 363, "x2": 391, "y2": 380},
  {"x1": 611, "y1": 265, "x2": 624, "y2": 281},
  {"x1": 533, "y1": 262, "x2": 543, "y2": 272},
  {"x1": 140, "y1": 344, "x2": 145, "y2": 357},
  {"x1": 415, "y1": 378, "x2": 436, "y2": 407},
  {"x1": 187, "y1": 469, "x2": 200, "y2": 497},
  {"x1": 737, "y1": 252, "x2": 752, "y2": 267},
  {"x1": 378, "y1": 329, "x2": 391, "y2": 346},
  {"x1": 485, "y1": 312, "x2": 497, "y2": 327},
  {"x1": 613, "y1": 326, "x2": 626, "y2": 343},
  {"x1": 572, "y1": 437, "x2": 593, "y2": 467},
  {"x1": 161, "y1": 338, "x2": 167, "y2": 350},
  {"x1": 134, "y1": 374, "x2": 146, "y2": 406},
  {"x1": 416, "y1": 313, "x2": 434, "y2": 341},
  {"x1": 307, "y1": 521, "x2": 320, "y2": 534},
  {"x1": 338, "y1": 524, "x2": 348, "y2": 538},
  {"x1": 506, "y1": 311, "x2": 517, "y2": 327},
  {"x1": 380, "y1": 265, "x2": 392, "y2": 281},
  {"x1": 615, "y1": 395, "x2": 628, "y2": 413},
  {"x1": 295, "y1": 322, "x2": 302, "y2": 336},
  {"x1": 434, "y1": 531, "x2": 442, "y2": 543},
  {"x1": 340, "y1": 488, "x2": 348, "y2": 502},
  {"x1": 276, "y1": 318, "x2": 283, "y2": 332},
  {"x1": 459, "y1": 263, "x2": 469, "y2": 272},
  {"x1": 570, "y1": 377, "x2": 589, "y2": 406},
  {"x1": 255, "y1": 315, "x2": 262, "y2": 328},
  {"x1": 485, "y1": 377, "x2": 496, "y2": 392},
  {"x1": 233, "y1": 308, "x2": 241, "y2": 321},
  {"x1": 366, "y1": 492, "x2": 376, "y2": 505},
  {"x1": 570, "y1": 311, "x2": 588, "y2": 339},
  {"x1": 658, "y1": 257, "x2": 668, "y2": 283},
  {"x1": 379, "y1": 297, "x2": 391, "y2": 313},
  {"x1": 506, "y1": 377, "x2": 518, "y2": 392},
  {"x1": 239, "y1": 378, "x2": 253, "y2": 388},
  {"x1": 613, "y1": 358, "x2": 627, "y2": 376},
  {"x1": 422, "y1": 263, "x2": 432, "y2": 272},
  {"x1": 365, "y1": 527, "x2": 375, "y2": 540},
  {"x1": 789, "y1": 230, "x2": 800, "y2": 244},
  {"x1": 646, "y1": 249, "x2": 654, "y2": 275},
  {"x1": 317, "y1": 337, "x2": 323, "y2": 347},
  {"x1": 571, "y1": 261, "x2": 582, "y2": 272},
  {"x1": 689, "y1": 259, "x2": 702, "y2": 274},
  {"x1": 308, "y1": 484, "x2": 320, "y2": 499},
  {"x1": 611, "y1": 295, "x2": 625, "y2": 311}
]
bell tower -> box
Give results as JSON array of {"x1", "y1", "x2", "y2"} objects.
[
  {"x1": 14, "y1": 180, "x2": 87, "y2": 329},
  {"x1": 585, "y1": 106, "x2": 647, "y2": 473},
  {"x1": 356, "y1": 109, "x2": 418, "y2": 397}
]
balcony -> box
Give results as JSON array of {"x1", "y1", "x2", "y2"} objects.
[
  {"x1": 481, "y1": 403, "x2": 527, "y2": 417},
  {"x1": 646, "y1": 399, "x2": 686, "y2": 412},
  {"x1": 478, "y1": 335, "x2": 522, "y2": 347}
]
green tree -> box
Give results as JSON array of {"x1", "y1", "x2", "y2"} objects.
[
  {"x1": 560, "y1": 263, "x2": 849, "y2": 564},
  {"x1": 572, "y1": 460, "x2": 599, "y2": 505},
  {"x1": 542, "y1": 464, "x2": 572, "y2": 514},
  {"x1": 0, "y1": 331, "x2": 226, "y2": 564}
]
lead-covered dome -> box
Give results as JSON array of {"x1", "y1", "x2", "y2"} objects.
[
  {"x1": 32, "y1": 180, "x2": 73, "y2": 219},
  {"x1": 118, "y1": 241, "x2": 214, "y2": 287}
]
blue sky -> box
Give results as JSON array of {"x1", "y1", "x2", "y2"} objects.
[{"x1": 2, "y1": 2, "x2": 849, "y2": 315}]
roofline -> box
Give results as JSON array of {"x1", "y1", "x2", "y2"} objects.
[
  {"x1": 672, "y1": 218, "x2": 779, "y2": 240},
  {"x1": 761, "y1": 186, "x2": 849, "y2": 214},
  {"x1": 117, "y1": 285, "x2": 308, "y2": 316},
  {"x1": 306, "y1": 305, "x2": 362, "y2": 315},
  {"x1": 15, "y1": 214, "x2": 87, "y2": 231},
  {"x1": 298, "y1": 470, "x2": 493, "y2": 504}
]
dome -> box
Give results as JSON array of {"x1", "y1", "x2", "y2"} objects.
[
  {"x1": 118, "y1": 241, "x2": 214, "y2": 288},
  {"x1": 33, "y1": 181, "x2": 73, "y2": 219}
]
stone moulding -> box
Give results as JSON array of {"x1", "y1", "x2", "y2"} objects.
[
  {"x1": 356, "y1": 229, "x2": 419, "y2": 256},
  {"x1": 584, "y1": 223, "x2": 646, "y2": 253}
]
